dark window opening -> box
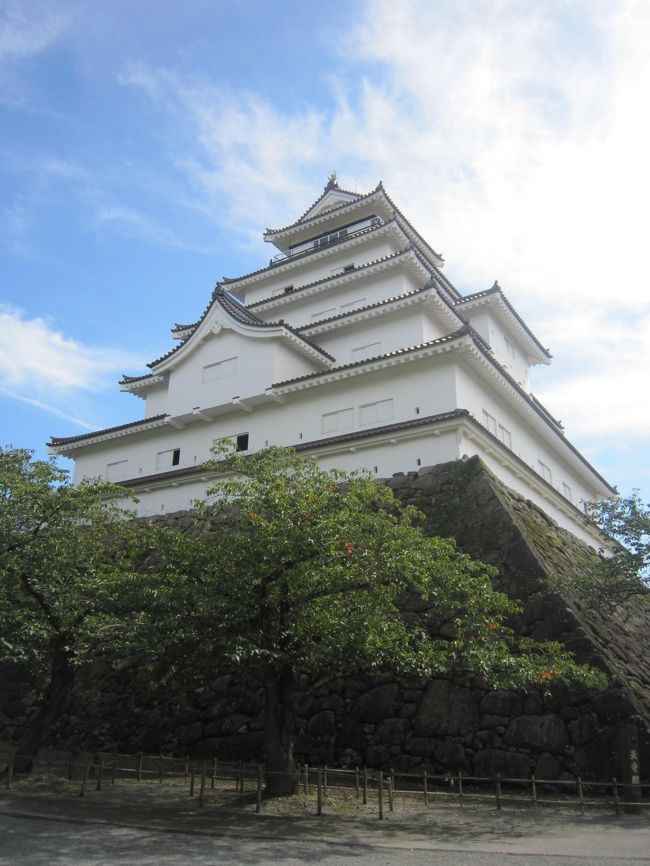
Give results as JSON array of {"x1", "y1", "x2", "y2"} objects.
[
  {"x1": 283, "y1": 285, "x2": 294, "y2": 293},
  {"x1": 172, "y1": 448, "x2": 181, "y2": 466},
  {"x1": 236, "y1": 433, "x2": 249, "y2": 452},
  {"x1": 343, "y1": 264, "x2": 355, "y2": 273}
]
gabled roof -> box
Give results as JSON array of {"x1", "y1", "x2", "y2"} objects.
[
  {"x1": 455, "y1": 281, "x2": 551, "y2": 362},
  {"x1": 264, "y1": 177, "x2": 371, "y2": 238},
  {"x1": 145, "y1": 287, "x2": 334, "y2": 373}
]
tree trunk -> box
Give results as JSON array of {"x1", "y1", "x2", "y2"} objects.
[
  {"x1": 263, "y1": 670, "x2": 298, "y2": 797},
  {"x1": 11, "y1": 636, "x2": 76, "y2": 775}
]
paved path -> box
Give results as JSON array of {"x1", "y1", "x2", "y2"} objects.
[
  {"x1": 1, "y1": 787, "x2": 649, "y2": 864},
  {"x1": 0, "y1": 813, "x2": 647, "y2": 866}
]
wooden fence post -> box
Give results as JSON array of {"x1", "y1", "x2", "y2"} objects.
[
  {"x1": 137, "y1": 751, "x2": 143, "y2": 782},
  {"x1": 388, "y1": 771, "x2": 394, "y2": 813},
  {"x1": 577, "y1": 776, "x2": 585, "y2": 817},
  {"x1": 199, "y1": 762, "x2": 207, "y2": 807},
  {"x1": 378, "y1": 771, "x2": 384, "y2": 821},
  {"x1": 362, "y1": 767, "x2": 368, "y2": 805},
  {"x1": 531, "y1": 774, "x2": 537, "y2": 810},
  {"x1": 458, "y1": 771, "x2": 463, "y2": 808},
  {"x1": 96, "y1": 759, "x2": 103, "y2": 792},
  {"x1": 423, "y1": 769, "x2": 428, "y2": 805},
  {"x1": 495, "y1": 773, "x2": 502, "y2": 810},
  {"x1": 612, "y1": 777, "x2": 621, "y2": 815},
  {"x1": 79, "y1": 760, "x2": 92, "y2": 798},
  {"x1": 211, "y1": 757, "x2": 217, "y2": 790},
  {"x1": 355, "y1": 766, "x2": 360, "y2": 799},
  {"x1": 189, "y1": 764, "x2": 196, "y2": 797},
  {"x1": 6, "y1": 753, "x2": 14, "y2": 789},
  {"x1": 303, "y1": 763, "x2": 309, "y2": 795},
  {"x1": 317, "y1": 767, "x2": 323, "y2": 816},
  {"x1": 256, "y1": 765, "x2": 263, "y2": 813}
]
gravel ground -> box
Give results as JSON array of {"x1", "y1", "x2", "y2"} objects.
[{"x1": 1, "y1": 773, "x2": 649, "y2": 865}]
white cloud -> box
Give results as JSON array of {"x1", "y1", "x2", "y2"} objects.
[{"x1": 0, "y1": 305, "x2": 142, "y2": 425}]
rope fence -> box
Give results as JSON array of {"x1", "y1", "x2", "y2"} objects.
[{"x1": 1, "y1": 747, "x2": 648, "y2": 819}]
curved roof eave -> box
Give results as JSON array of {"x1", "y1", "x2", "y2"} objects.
[{"x1": 456, "y1": 283, "x2": 551, "y2": 361}]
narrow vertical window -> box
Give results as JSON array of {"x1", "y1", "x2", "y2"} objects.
[
  {"x1": 482, "y1": 410, "x2": 497, "y2": 437},
  {"x1": 498, "y1": 424, "x2": 512, "y2": 449}
]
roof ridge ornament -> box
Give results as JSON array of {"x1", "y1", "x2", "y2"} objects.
[{"x1": 324, "y1": 171, "x2": 339, "y2": 192}]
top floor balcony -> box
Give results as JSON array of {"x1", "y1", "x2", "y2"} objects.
[{"x1": 269, "y1": 216, "x2": 384, "y2": 267}]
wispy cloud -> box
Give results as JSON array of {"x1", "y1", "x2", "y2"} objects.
[
  {"x1": 0, "y1": 385, "x2": 94, "y2": 429},
  {"x1": 0, "y1": 1, "x2": 74, "y2": 60},
  {"x1": 94, "y1": 204, "x2": 211, "y2": 253},
  {"x1": 0, "y1": 305, "x2": 142, "y2": 427}
]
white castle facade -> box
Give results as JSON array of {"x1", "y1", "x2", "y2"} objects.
[{"x1": 49, "y1": 178, "x2": 615, "y2": 547}]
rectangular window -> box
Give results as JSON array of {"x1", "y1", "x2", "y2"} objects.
[
  {"x1": 311, "y1": 307, "x2": 337, "y2": 321},
  {"x1": 106, "y1": 460, "x2": 128, "y2": 481},
  {"x1": 562, "y1": 482, "x2": 572, "y2": 502},
  {"x1": 236, "y1": 433, "x2": 249, "y2": 452},
  {"x1": 156, "y1": 449, "x2": 181, "y2": 471},
  {"x1": 498, "y1": 424, "x2": 512, "y2": 449},
  {"x1": 340, "y1": 298, "x2": 366, "y2": 312},
  {"x1": 351, "y1": 342, "x2": 381, "y2": 362},
  {"x1": 359, "y1": 398, "x2": 394, "y2": 426},
  {"x1": 538, "y1": 460, "x2": 553, "y2": 484},
  {"x1": 202, "y1": 356, "x2": 238, "y2": 383},
  {"x1": 482, "y1": 409, "x2": 497, "y2": 436},
  {"x1": 321, "y1": 408, "x2": 354, "y2": 434}
]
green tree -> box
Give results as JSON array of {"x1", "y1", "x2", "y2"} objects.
[
  {"x1": 582, "y1": 491, "x2": 650, "y2": 604},
  {"x1": 145, "y1": 445, "x2": 604, "y2": 796},
  {"x1": 0, "y1": 447, "x2": 147, "y2": 772}
]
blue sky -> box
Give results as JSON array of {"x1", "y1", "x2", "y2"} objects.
[{"x1": 1, "y1": 0, "x2": 648, "y2": 504}]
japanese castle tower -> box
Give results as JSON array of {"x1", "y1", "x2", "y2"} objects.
[{"x1": 49, "y1": 177, "x2": 615, "y2": 546}]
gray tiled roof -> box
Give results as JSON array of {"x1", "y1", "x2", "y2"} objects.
[{"x1": 48, "y1": 414, "x2": 168, "y2": 447}]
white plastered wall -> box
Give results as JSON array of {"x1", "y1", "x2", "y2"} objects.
[
  {"x1": 462, "y1": 307, "x2": 532, "y2": 387},
  {"x1": 453, "y1": 361, "x2": 604, "y2": 510},
  {"x1": 163, "y1": 330, "x2": 317, "y2": 417}
]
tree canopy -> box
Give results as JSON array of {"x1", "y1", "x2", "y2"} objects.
[{"x1": 0, "y1": 447, "x2": 149, "y2": 770}]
